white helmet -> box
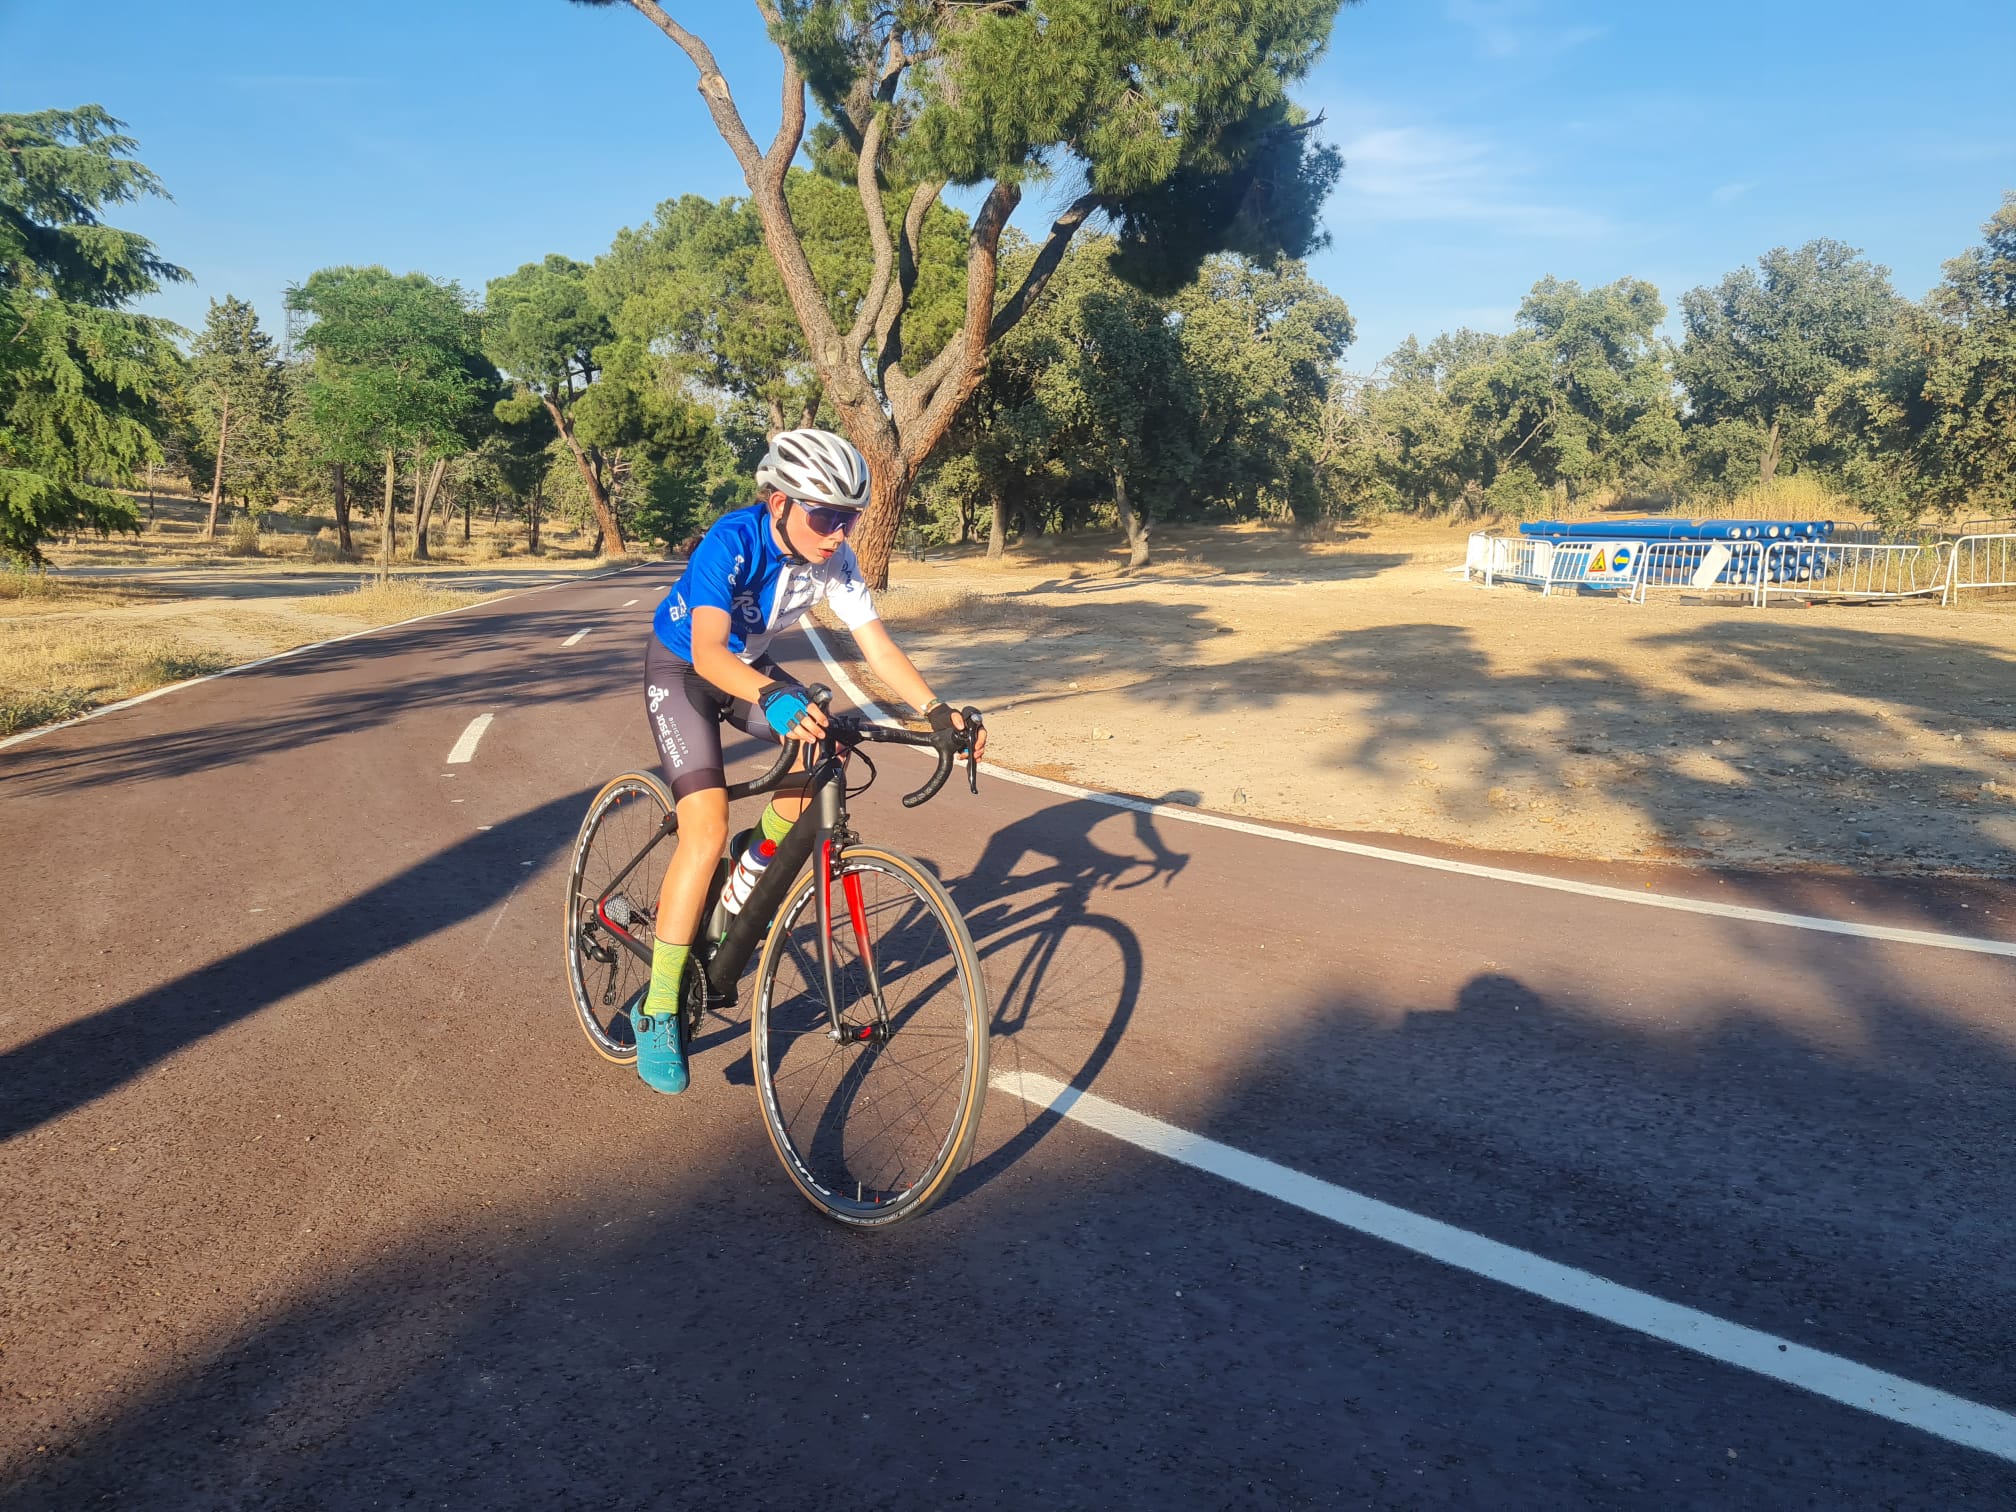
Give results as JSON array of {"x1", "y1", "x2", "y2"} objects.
[{"x1": 756, "y1": 428, "x2": 871, "y2": 510}]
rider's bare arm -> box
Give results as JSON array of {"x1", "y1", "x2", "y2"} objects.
[{"x1": 852, "y1": 620, "x2": 987, "y2": 760}]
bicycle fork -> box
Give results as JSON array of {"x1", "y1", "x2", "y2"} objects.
[{"x1": 816, "y1": 788, "x2": 893, "y2": 1045}]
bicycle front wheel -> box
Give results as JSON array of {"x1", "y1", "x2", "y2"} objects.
[
  {"x1": 563, "y1": 771, "x2": 678, "y2": 1064},
  {"x1": 751, "y1": 845, "x2": 989, "y2": 1228}
]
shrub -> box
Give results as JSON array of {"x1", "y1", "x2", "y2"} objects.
[{"x1": 225, "y1": 514, "x2": 264, "y2": 557}]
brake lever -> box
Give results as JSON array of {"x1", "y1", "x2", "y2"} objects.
[{"x1": 961, "y1": 706, "x2": 984, "y2": 794}]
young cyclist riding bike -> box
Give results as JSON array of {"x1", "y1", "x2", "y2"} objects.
[{"x1": 637, "y1": 427, "x2": 985, "y2": 1095}]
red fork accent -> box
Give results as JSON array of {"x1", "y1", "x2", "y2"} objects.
[{"x1": 843, "y1": 868, "x2": 875, "y2": 974}]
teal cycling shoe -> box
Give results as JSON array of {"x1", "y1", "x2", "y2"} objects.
[{"x1": 634, "y1": 1005, "x2": 689, "y2": 1095}]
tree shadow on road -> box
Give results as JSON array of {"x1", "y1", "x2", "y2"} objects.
[
  {"x1": 0, "y1": 790, "x2": 591, "y2": 1143},
  {"x1": 6, "y1": 898, "x2": 2014, "y2": 1509},
  {"x1": 0, "y1": 602, "x2": 636, "y2": 797}
]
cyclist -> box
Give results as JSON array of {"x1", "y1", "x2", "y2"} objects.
[{"x1": 636, "y1": 428, "x2": 986, "y2": 1095}]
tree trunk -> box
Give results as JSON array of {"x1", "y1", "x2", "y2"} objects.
[
  {"x1": 849, "y1": 442, "x2": 913, "y2": 591},
  {"x1": 205, "y1": 391, "x2": 232, "y2": 540},
  {"x1": 463, "y1": 491, "x2": 472, "y2": 544},
  {"x1": 145, "y1": 461, "x2": 156, "y2": 524},
  {"x1": 331, "y1": 462, "x2": 353, "y2": 554},
  {"x1": 542, "y1": 395, "x2": 625, "y2": 556},
  {"x1": 528, "y1": 483, "x2": 543, "y2": 554},
  {"x1": 986, "y1": 491, "x2": 1008, "y2": 560},
  {"x1": 412, "y1": 455, "x2": 449, "y2": 559},
  {"x1": 409, "y1": 453, "x2": 431, "y2": 562},
  {"x1": 955, "y1": 494, "x2": 973, "y2": 546},
  {"x1": 1760, "y1": 417, "x2": 1784, "y2": 484},
  {"x1": 1114, "y1": 469, "x2": 1151, "y2": 572},
  {"x1": 379, "y1": 448, "x2": 397, "y2": 586}
]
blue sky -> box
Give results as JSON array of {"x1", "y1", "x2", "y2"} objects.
[{"x1": 6, "y1": 0, "x2": 2014, "y2": 366}]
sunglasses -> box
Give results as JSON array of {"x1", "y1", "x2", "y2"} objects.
[{"x1": 794, "y1": 500, "x2": 862, "y2": 537}]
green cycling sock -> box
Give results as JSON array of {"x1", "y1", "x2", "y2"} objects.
[
  {"x1": 759, "y1": 801, "x2": 794, "y2": 845},
  {"x1": 644, "y1": 938, "x2": 690, "y2": 1023}
]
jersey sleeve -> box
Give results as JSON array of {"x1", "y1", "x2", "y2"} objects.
[{"x1": 821, "y1": 545, "x2": 880, "y2": 630}]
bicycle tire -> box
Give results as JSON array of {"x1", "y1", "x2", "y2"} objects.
[
  {"x1": 563, "y1": 771, "x2": 679, "y2": 1065},
  {"x1": 750, "y1": 845, "x2": 989, "y2": 1228}
]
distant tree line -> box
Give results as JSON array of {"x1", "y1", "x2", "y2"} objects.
[{"x1": 5, "y1": 94, "x2": 2011, "y2": 578}]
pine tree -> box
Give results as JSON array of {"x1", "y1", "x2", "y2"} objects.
[{"x1": 0, "y1": 106, "x2": 187, "y2": 563}]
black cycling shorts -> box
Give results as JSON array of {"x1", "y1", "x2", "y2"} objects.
[{"x1": 642, "y1": 635, "x2": 800, "y2": 801}]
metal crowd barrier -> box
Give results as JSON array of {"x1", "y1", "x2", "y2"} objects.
[
  {"x1": 1467, "y1": 528, "x2": 2016, "y2": 609},
  {"x1": 1941, "y1": 534, "x2": 2016, "y2": 605},
  {"x1": 1759, "y1": 540, "x2": 1949, "y2": 603},
  {"x1": 1629, "y1": 539, "x2": 1766, "y2": 603}
]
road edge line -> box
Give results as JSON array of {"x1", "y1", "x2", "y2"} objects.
[
  {"x1": 0, "y1": 562, "x2": 653, "y2": 754},
  {"x1": 800, "y1": 625, "x2": 2016, "y2": 961},
  {"x1": 994, "y1": 1071, "x2": 2016, "y2": 1466}
]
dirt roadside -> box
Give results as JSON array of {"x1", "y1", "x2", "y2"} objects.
[{"x1": 837, "y1": 518, "x2": 2016, "y2": 878}]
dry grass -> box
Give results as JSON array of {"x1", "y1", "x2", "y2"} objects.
[
  {"x1": 296, "y1": 580, "x2": 499, "y2": 625},
  {"x1": 0, "y1": 620, "x2": 231, "y2": 735},
  {"x1": 0, "y1": 571, "x2": 182, "y2": 617}
]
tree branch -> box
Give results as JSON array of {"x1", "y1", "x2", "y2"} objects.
[
  {"x1": 908, "y1": 180, "x2": 1022, "y2": 451},
  {"x1": 621, "y1": 0, "x2": 765, "y2": 181},
  {"x1": 843, "y1": 103, "x2": 896, "y2": 364},
  {"x1": 988, "y1": 191, "x2": 1102, "y2": 344},
  {"x1": 876, "y1": 179, "x2": 945, "y2": 394}
]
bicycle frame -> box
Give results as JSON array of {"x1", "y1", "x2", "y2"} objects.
[{"x1": 589, "y1": 731, "x2": 885, "y2": 1040}]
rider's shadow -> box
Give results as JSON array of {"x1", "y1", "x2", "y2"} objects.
[{"x1": 945, "y1": 790, "x2": 1193, "y2": 1191}]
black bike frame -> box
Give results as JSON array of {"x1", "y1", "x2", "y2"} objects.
[{"x1": 592, "y1": 739, "x2": 861, "y2": 1030}]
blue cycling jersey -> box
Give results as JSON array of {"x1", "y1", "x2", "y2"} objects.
[{"x1": 652, "y1": 502, "x2": 879, "y2": 664}]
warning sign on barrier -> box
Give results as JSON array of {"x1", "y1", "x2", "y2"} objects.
[{"x1": 1582, "y1": 542, "x2": 1637, "y2": 581}]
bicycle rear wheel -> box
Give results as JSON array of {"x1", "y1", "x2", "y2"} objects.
[
  {"x1": 563, "y1": 771, "x2": 678, "y2": 1064},
  {"x1": 751, "y1": 845, "x2": 989, "y2": 1228}
]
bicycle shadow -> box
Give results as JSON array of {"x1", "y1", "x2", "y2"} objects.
[{"x1": 944, "y1": 790, "x2": 1193, "y2": 1199}]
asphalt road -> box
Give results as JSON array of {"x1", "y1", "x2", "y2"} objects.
[{"x1": 2, "y1": 567, "x2": 2012, "y2": 1509}]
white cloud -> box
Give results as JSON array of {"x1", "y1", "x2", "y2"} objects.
[
  {"x1": 1329, "y1": 119, "x2": 1612, "y2": 240},
  {"x1": 1710, "y1": 181, "x2": 1757, "y2": 205},
  {"x1": 1445, "y1": 1, "x2": 1607, "y2": 61}
]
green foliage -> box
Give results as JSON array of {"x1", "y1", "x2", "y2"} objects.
[
  {"x1": 287, "y1": 266, "x2": 493, "y2": 465},
  {"x1": 1922, "y1": 193, "x2": 2016, "y2": 509},
  {"x1": 937, "y1": 238, "x2": 1353, "y2": 538},
  {"x1": 0, "y1": 106, "x2": 186, "y2": 562},
  {"x1": 1336, "y1": 278, "x2": 1679, "y2": 517},
  {"x1": 591, "y1": 176, "x2": 969, "y2": 428},
  {"x1": 1676, "y1": 240, "x2": 1905, "y2": 484},
  {"x1": 185, "y1": 295, "x2": 287, "y2": 507}
]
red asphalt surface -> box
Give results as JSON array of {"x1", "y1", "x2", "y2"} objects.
[{"x1": 2, "y1": 566, "x2": 2013, "y2": 1508}]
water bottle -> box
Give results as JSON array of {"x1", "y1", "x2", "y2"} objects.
[{"x1": 721, "y1": 836, "x2": 778, "y2": 917}]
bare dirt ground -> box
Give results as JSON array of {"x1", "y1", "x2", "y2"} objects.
[{"x1": 844, "y1": 517, "x2": 2016, "y2": 878}]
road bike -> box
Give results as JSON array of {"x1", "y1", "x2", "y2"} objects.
[{"x1": 562, "y1": 688, "x2": 990, "y2": 1228}]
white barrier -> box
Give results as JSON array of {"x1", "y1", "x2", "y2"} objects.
[
  {"x1": 1941, "y1": 533, "x2": 2016, "y2": 605},
  {"x1": 1630, "y1": 540, "x2": 1765, "y2": 604},
  {"x1": 1760, "y1": 541, "x2": 1948, "y2": 603}
]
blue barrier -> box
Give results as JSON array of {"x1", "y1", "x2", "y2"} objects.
[{"x1": 1518, "y1": 518, "x2": 1835, "y2": 543}]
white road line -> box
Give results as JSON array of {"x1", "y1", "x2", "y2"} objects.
[
  {"x1": 445, "y1": 714, "x2": 494, "y2": 765},
  {"x1": 799, "y1": 626, "x2": 2016, "y2": 961},
  {"x1": 622, "y1": 598, "x2": 640, "y2": 607},
  {"x1": 994, "y1": 1071, "x2": 2016, "y2": 1464},
  {"x1": 562, "y1": 628, "x2": 590, "y2": 647}
]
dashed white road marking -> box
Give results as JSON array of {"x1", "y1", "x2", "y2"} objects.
[
  {"x1": 445, "y1": 713, "x2": 494, "y2": 765},
  {"x1": 994, "y1": 1071, "x2": 2016, "y2": 1464},
  {"x1": 800, "y1": 626, "x2": 2016, "y2": 960},
  {"x1": 562, "y1": 628, "x2": 590, "y2": 647},
  {"x1": 622, "y1": 598, "x2": 640, "y2": 607}
]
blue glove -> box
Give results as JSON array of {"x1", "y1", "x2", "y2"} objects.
[{"x1": 757, "y1": 682, "x2": 812, "y2": 738}]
